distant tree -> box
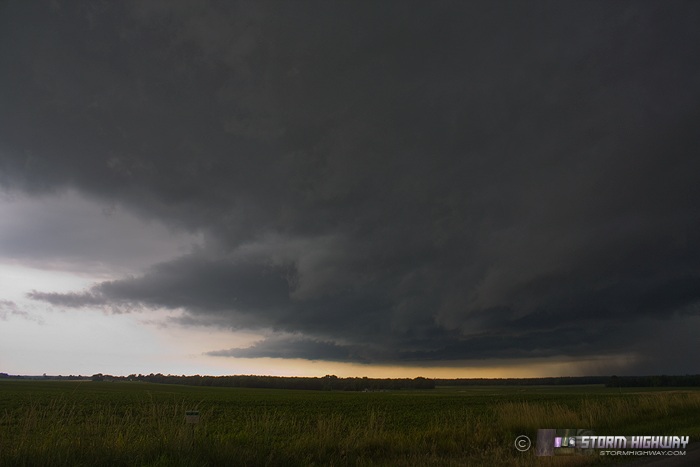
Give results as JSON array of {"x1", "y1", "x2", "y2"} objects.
[{"x1": 322, "y1": 374, "x2": 338, "y2": 391}]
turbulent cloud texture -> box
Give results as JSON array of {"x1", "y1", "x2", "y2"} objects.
[{"x1": 2, "y1": 1, "x2": 699, "y2": 373}]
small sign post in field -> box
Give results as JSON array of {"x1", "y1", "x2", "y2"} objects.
[
  {"x1": 185, "y1": 410, "x2": 200, "y2": 424},
  {"x1": 185, "y1": 410, "x2": 200, "y2": 447}
]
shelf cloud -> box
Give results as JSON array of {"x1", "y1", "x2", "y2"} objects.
[{"x1": 2, "y1": 1, "x2": 699, "y2": 374}]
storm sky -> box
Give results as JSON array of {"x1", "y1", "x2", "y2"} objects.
[{"x1": 1, "y1": 1, "x2": 699, "y2": 377}]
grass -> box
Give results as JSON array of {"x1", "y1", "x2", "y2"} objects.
[{"x1": 0, "y1": 381, "x2": 698, "y2": 466}]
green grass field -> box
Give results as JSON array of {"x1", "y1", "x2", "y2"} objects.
[{"x1": 0, "y1": 381, "x2": 698, "y2": 466}]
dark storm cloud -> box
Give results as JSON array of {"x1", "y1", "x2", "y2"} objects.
[
  {"x1": 3, "y1": 1, "x2": 700, "y2": 371},
  {"x1": 27, "y1": 290, "x2": 106, "y2": 309},
  {"x1": 207, "y1": 335, "x2": 364, "y2": 363}
]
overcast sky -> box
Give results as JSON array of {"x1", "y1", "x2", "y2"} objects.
[{"x1": 1, "y1": 1, "x2": 699, "y2": 377}]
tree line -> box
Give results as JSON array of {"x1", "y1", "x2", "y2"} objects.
[
  {"x1": 4, "y1": 372, "x2": 698, "y2": 389},
  {"x1": 435, "y1": 375, "x2": 700, "y2": 387},
  {"x1": 433, "y1": 376, "x2": 611, "y2": 386},
  {"x1": 606, "y1": 374, "x2": 700, "y2": 387},
  {"x1": 91, "y1": 373, "x2": 435, "y2": 391}
]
